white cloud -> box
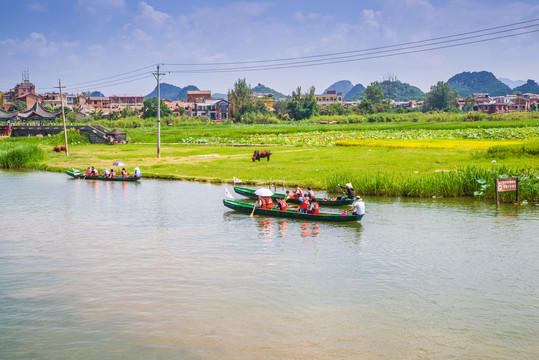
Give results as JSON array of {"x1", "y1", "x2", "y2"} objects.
[
  {"x1": 78, "y1": 0, "x2": 126, "y2": 14},
  {"x1": 136, "y1": 1, "x2": 171, "y2": 25},
  {"x1": 1, "y1": 33, "x2": 79, "y2": 58},
  {"x1": 26, "y1": 1, "x2": 47, "y2": 12}
]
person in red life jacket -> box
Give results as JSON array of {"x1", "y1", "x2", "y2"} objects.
[
  {"x1": 308, "y1": 200, "x2": 319, "y2": 214},
  {"x1": 121, "y1": 168, "x2": 128, "y2": 178},
  {"x1": 265, "y1": 196, "x2": 274, "y2": 209},
  {"x1": 276, "y1": 197, "x2": 287, "y2": 212},
  {"x1": 297, "y1": 196, "x2": 309, "y2": 214},
  {"x1": 294, "y1": 185, "x2": 302, "y2": 198},
  {"x1": 305, "y1": 186, "x2": 315, "y2": 201},
  {"x1": 257, "y1": 196, "x2": 267, "y2": 209},
  {"x1": 285, "y1": 191, "x2": 293, "y2": 200}
]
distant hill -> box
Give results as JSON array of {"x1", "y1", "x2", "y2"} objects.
[
  {"x1": 324, "y1": 80, "x2": 354, "y2": 96},
  {"x1": 448, "y1": 71, "x2": 511, "y2": 97},
  {"x1": 145, "y1": 83, "x2": 199, "y2": 101},
  {"x1": 511, "y1": 79, "x2": 539, "y2": 94},
  {"x1": 252, "y1": 83, "x2": 287, "y2": 99},
  {"x1": 499, "y1": 77, "x2": 526, "y2": 89},
  {"x1": 90, "y1": 91, "x2": 104, "y2": 97},
  {"x1": 381, "y1": 80, "x2": 423, "y2": 101},
  {"x1": 344, "y1": 83, "x2": 366, "y2": 100}
]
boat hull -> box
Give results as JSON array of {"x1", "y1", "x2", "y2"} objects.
[
  {"x1": 233, "y1": 186, "x2": 353, "y2": 206},
  {"x1": 223, "y1": 199, "x2": 362, "y2": 222},
  {"x1": 66, "y1": 170, "x2": 140, "y2": 182}
]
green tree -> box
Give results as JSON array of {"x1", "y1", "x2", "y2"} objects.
[
  {"x1": 121, "y1": 105, "x2": 139, "y2": 118},
  {"x1": 286, "y1": 86, "x2": 319, "y2": 120},
  {"x1": 530, "y1": 102, "x2": 538, "y2": 112},
  {"x1": 424, "y1": 81, "x2": 458, "y2": 111},
  {"x1": 8, "y1": 100, "x2": 27, "y2": 112},
  {"x1": 364, "y1": 82, "x2": 384, "y2": 104},
  {"x1": 90, "y1": 109, "x2": 104, "y2": 119},
  {"x1": 462, "y1": 95, "x2": 475, "y2": 113},
  {"x1": 141, "y1": 98, "x2": 172, "y2": 118},
  {"x1": 54, "y1": 106, "x2": 72, "y2": 114},
  {"x1": 356, "y1": 99, "x2": 376, "y2": 114},
  {"x1": 321, "y1": 103, "x2": 348, "y2": 116},
  {"x1": 273, "y1": 100, "x2": 289, "y2": 115},
  {"x1": 381, "y1": 73, "x2": 398, "y2": 103},
  {"x1": 228, "y1": 78, "x2": 253, "y2": 121}
]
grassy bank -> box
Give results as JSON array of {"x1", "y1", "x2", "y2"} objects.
[{"x1": 0, "y1": 142, "x2": 44, "y2": 168}]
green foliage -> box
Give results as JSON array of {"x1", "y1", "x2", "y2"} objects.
[
  {"x1": 462, "y1": 95, "x2": 475, "y2": 113},
  {"x1": 379, "y1": 80, "x2": 423, "y2": 101},
  {"x1": 8, "y1": 100, "x2": 27, "y2": 112},
  {"x1": 356, "y1": 99, "x2": 376, "y2": 114},
  {"x1": 286, "y1": 86, "x2": 319, "y2": 120},
  {"x1": 320, "y1": 103, "x2": 350, "y2": 116},
  {"x1": 486, "y1": 141, "x2": 539, "y2": 158},
  {"x1": 121, "y1": 106, "x2": 140, "y2": 118},
  {"x1": 229, "y1": 78, "x2": 253, "y2": 121},
  {"x1": 364, "y1": 81, "x2": 384, "y2": 104},
  {"x1": 324, "y1": 165, "x2": 539, "y2": 202},
  {"x1": 530, "y1": 102, "x2": 538, "y2": 112},
  {"x1": 54, "y1": 106, "x2": 72, "y2": 113},
  {"x1": 424, "y1": 81, "x2": 458, "y2": 111},
  {"x1": 0, "y1": 142, "x2": 44, "y2": 168},
  {"x1": 142, "y1": 98, "x2": 173, "y2": 118}
]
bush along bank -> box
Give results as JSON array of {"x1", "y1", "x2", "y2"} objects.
[
  {"x1": 0, "y1": 142, "x2": 44, "y2": 168},
  {"x1": 324, "y1": 165, "x2": 539, "y2": 203}
]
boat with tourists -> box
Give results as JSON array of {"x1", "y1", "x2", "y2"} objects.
[
  {"x1": 66, "y1": 169, "x2": 141, "y2": 182},
  {"x1": 233, "y1": 186, "x2": 354, "y2": 206},
  {"x1": 223, "y1": 199, "x2": 363, "y2": 222}
]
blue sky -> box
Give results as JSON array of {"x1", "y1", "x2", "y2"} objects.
[{"x1": 1, "y1": 0, "x2": 538, "y2": 96}]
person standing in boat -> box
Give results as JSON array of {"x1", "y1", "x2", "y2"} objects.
[
  {"x1": 294, "y1": 185, "x2": 303, "y2": 198},
  {"x1": 347, "y1": 196, "x2": 365, "y2": 216},
  {"x1": 339, "y1": 183, "x2": 355, "y2": 200},
  {"x1": 297, "y1": 197, "x2": 309, "y2": 214},
  {"x1": 305, "y1": 186, "x2": 315, "y2": 201}
]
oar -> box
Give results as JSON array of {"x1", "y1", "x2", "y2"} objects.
[{"x1": 250, "y1": 203, "x2": 256, "y2": 218}]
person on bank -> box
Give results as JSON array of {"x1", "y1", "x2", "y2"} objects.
[
  {"x1": 339, "y1": 183, "x2": 355, "y2": 200},
  {"x1": 347, "y1": 196, "x2": 365, "y2": 216}
]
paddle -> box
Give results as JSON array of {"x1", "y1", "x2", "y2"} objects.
[{"x1": 250, "y1": 203, "x2": 256, "y2": 218}]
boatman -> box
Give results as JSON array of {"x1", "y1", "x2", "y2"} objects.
[
  {"x1": 339, "y1": 183, "x2": 355, "y2": 200},
  {"x1": 347, "y1": 196, "x2": 365, "y2": 216}
]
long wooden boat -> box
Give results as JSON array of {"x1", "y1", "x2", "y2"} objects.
[
  {"x1": 223, "y1": 199, "x2": 362, "y2": 222},
  {"x1": 66, "y1": 170, "x2": 141, "y2": 182},
  {"x1": 233, "y1": 186, "x2": 353, "y2": 206}
]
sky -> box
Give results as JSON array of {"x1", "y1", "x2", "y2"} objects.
[{"x1": 1, "y1": 0, "x2": 539, "y2": 96}]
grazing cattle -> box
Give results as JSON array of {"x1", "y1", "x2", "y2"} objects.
[
  {"x1": 252, "y1": 149, "x2": 272, "y2": 162},
  {"x1": 52, "y1": 145, "x2": 66, "y2": 152}
]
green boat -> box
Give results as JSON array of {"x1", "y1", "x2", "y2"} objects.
[
  {"x1": 223, "y1": 199, "x2": 363, "y2": 222},
  {"x1": 66, "y1": 170, "x2": 141, "y2": 182},
  {"x1": 233, "y1": 186, "x2": 353, "y2": 206}
]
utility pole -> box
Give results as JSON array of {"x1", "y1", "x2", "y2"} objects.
[
  {"x1": 55, "y1": 79, "x2": 69, "y2": 156},
  {"x1": 152, "y1": 64, "x2": 165, "y2": 158}
]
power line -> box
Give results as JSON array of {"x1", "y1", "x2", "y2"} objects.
[
  {"x1": 164, "y1": 18, "x2": 539, "y2": 67},
  {"x1": 165, "y1": 27, "x2": 539, "y2": 74}
]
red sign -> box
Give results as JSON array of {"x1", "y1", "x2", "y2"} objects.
[{"x1": 497, "y1": 178, "x2": 518, "y2": 192}]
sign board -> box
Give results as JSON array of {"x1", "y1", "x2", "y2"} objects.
[
  {"x1": 496, "y1": 178, "x2": 518, "y2": 192},
  {"x1": 495, "y1": 177, "x2": 518, "y2": 205}
]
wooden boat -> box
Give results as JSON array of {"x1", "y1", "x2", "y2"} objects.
[
  {"x1": 223, "y1": 199, "x2": 363, "y2": 222},
  {"x1": 66, "y1": 170, "x2": 141, "y2": 182},
  {"x1": 233, "y1": 186, "x2": 353, "y2": 206}
]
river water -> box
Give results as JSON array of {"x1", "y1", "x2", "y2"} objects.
[{"x1": 0, "y1": 170, "x2": 537, "y2": 359}]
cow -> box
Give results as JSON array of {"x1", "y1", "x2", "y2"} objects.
[
  {"x1": 52, "y1": 145, "x2": 66, "y2": 152},
  {"x1": 252, "y1": 149, "x2": 272, "y2": 162}
]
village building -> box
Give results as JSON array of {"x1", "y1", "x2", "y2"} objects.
[
  {"x1": 193, "y1": 99, "x2": 231, "y2": 121},
  {"x1": 109, "y1": 95, "x2": 144, "y2": 110},
  {"x1": 187, "y1": 90, "x2": 212, "y2": 103},
  {"x1": 477, "y1": 102, "x2": 509, "y2": 114},
  {"x1": 315, "y1": 90, "x2": 343, "y2": 109}
]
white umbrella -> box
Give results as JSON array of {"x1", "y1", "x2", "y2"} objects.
[{"x1": 254, "y1": 188, "x2": 274, "y2": 197}]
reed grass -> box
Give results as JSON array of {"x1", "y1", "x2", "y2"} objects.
[
  {"x1": 324, "y1": 165, "x2": 539, "y2": 202},
  {"x1": 0, "y1": 142, "x2": 44, "y2": 168}
]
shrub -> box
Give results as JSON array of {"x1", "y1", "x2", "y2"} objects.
[{"x1": 0, "y1": 142, "x2": 44, "y2": 168}]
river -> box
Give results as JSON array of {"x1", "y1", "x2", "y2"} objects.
[{"x1": 0, "y1": 170, "x2": 537, "y2": 359}]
